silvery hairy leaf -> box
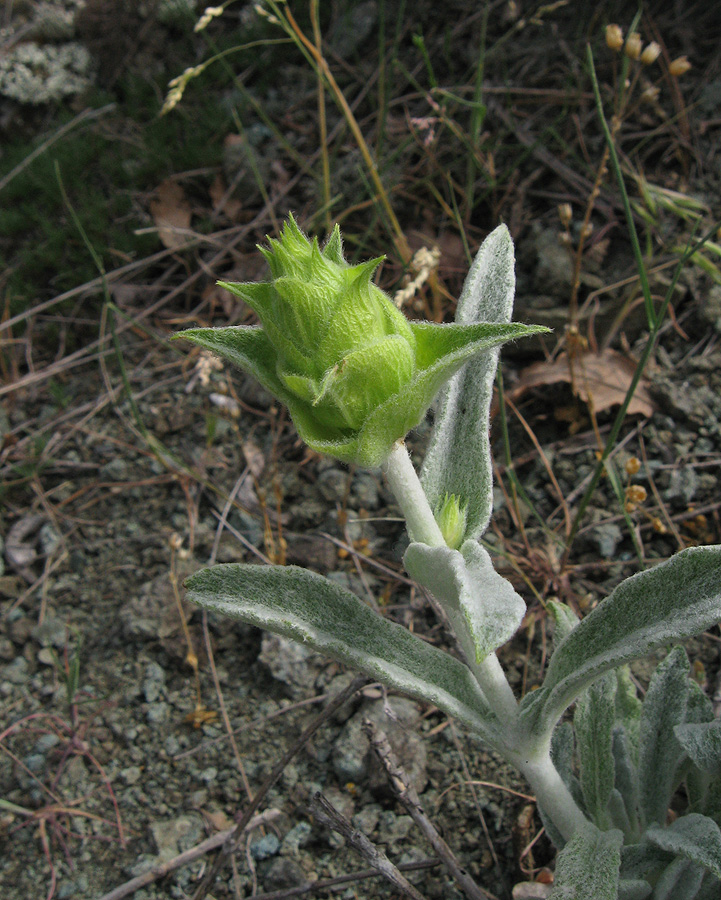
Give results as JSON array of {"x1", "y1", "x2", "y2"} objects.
[
  {"x1": 420, "y1": 225, "x2": 516, "y2": 543},
  {"x1": 651, "y1": 858, "x2": 705, "y2": 900},
  {"x1": 547, "y1": 820, "x2": 623, "y2": 900},
  {"x1": 675, "y1": 720, "x2": 721, "y2": 777},
  {"x1": 184, "y1": 563, "x2": 505, "y2": 748},
  {"x1": 617, "y1": 879, "x2": 652, "y2": 900},
  {"x1": 403, "y1": 538, "x2": 525, "y2": 664},
  {"x1": 574, "y1": 671, "x2": 617, "y2": 828},
  {"x1": 519, "y1": 546, "x2": 721, "y2": 740},
  {"x1": 638, "y1": 647, "x2": 712, "y2": 827},
  {"x1": 647, "y1": 813, "x2": 721, "y2": 880}
]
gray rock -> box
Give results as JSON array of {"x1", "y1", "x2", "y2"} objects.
[
  {"x1": 262, "y1": 856, "x2": 308, "y2": 892},
  {"x1": 3, "y1": 656, "x2": 30, "y2": 684},
  {"x1": 281, "y1": 820, "x2": 312, "y2": 855},
  {"x1": 250, "y1": 832, "x2": 280, "y2": 860},
  {"x1": 258, "y1": 633, "x2": 324, "y2": 698},
  {"x1": 589, "y1": 522, "x2": 623, "y2": 559},
  {"x1": 150, "y1": 813, "x2": 205, "y2": 862},
  {"x1": 317, "y1": 467, "x2": 349, "y2": 504},
  {"x1": 31, "y1": 616, "x2": 67, "y2": 649},
  {"x1": 664, "y1": 466, "x2": 699, "y2": 505},
  {"x1": 143, "y1": 661, "x2": 166, "y2": 703},
  {"x1": 333, "y1": 696, "x2": 428, "y2": 793}
]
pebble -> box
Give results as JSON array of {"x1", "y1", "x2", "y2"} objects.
[
  {"x1": 664, "y1": 466, "x2": 699, "y2": 505},
  {"x1": 262, "y1": 856, "x2": 308, "y2": 892},
  {"x1": 143, "y1": 661, "x2": 166, "y2": 703},
  {"x1": 250, "y1": 832, "x2": 280, "y2": 860},
  {"x1": 3, "y1": 656, "x2": 30, "y2": 684},
  {"x1": 258, "y1": 633, "x2": 324, "y2": 699},
  {"x1": 281, "y1": 820, "x2": 312, "y2": 855},
  {"x1": 332, "y1": 696, "x2": 428, "y2": 793}
]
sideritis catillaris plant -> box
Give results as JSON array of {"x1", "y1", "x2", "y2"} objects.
[{"x1": 177, "y1": 216, "x2": 721, "y2": 899}]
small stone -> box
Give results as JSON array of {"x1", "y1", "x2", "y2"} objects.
[
  {"x1": 352, "y1": 803, "x2": 382, "y2": 835},
  {"x1": 262, "y1": 857, "x2": 308, "y2": 892},
  {"x1": 258, "y1": 633, "x2": 324, "y2": 698},
  {"x1": 143, "y1": 661, "x2": 166, "y2": 703},
  {"x1": 250, "y1": 832, "x2": 280, "y2": 860},
  {"x1": 333, "y1": 696, "x2": 427, "y2": 793},
  {"x1": 281, "y1": 820, "x2": 312, "y2": 854},
  {"x1": 664, "y1": 466, "x2": 699, "y2": 505},
  {"x1": 590, "y1": 522, "x2": 623, "y2": 559},
  {"x1": 121, "y1": 766, "x2": 142, "y2": 785},
  {"x1": 3, "y1": 657, "x2": 30, "y2": 684}
]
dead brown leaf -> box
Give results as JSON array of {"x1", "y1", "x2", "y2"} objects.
[
  {"x1": 149, "y1": 179, "x2": 192, "y2": 249},
  {"x1": 512, "y1": 348, "x2": 654, "y2": 418},
  {"x1": 209, "y1": 174, "x2": 242, "y2": 221}
]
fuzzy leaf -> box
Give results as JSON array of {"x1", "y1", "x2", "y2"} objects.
[
  {"x1": 575, "y1": 672, "x2": 617, "y2": 828},
  {"x1": 617, "y1": 880, "x2": 652, "y2": 900},
  {"x1": 612, "y1": 726, "x2": 640, "y2": 836},
  {"x1": 403, "y1": 539, "x2": 525, "y2": 664},
  {"x1": 651, "y1": 859, "x2": 705, "y2": 900},
  {"x1": 519, "y1": 546, "x2": 721, "y2": 739},
  {"x1": 675, "y1": 720, "x2": 721, "y2": 777},
  {"x1": 647, "y1": 814, "x2": 721, "y2": 880},
  {"x1": 548, "y1": 821, "x2": 623, "y2": 900},
  {"x1": 638, "y1": 647, "x2": 695, "y2": 827},
  {"x1": 420, "y1": 225, "x2": 516, "y2": 541},
  {"x1": 548, "y1": 600, "x2": 580, "y2": 649},
  {"x1": 184, "y1": 563, "x2": 504, "y2": 747}
]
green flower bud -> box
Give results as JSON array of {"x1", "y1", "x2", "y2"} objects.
[
  {"x1": 176, "y1": 216, "x2": 546, "y2": 467},
  {"x1": 436, "y1": 493, "x2": 468, "y2": 550}
]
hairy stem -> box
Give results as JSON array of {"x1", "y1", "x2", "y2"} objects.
[
  {"x1": 383, "y1": 441, "x2": 446, "y2": 547},
  {"x1": 515, "y1": 747, "x2": 588, "y2": 843}
]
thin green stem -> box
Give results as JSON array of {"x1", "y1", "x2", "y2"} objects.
[{"x1": 587, "y1": 44, "x2": 656, "y2": 329}]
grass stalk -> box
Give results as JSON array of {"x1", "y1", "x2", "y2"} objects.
[{"x1": 562, "y1": 52, "x2": 719, "y2": 561}]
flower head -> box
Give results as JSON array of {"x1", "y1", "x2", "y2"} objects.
[{"x1": 177, "y1": 216, "x2": 545, "y2": 467}]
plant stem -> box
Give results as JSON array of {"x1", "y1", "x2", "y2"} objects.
[
  {"x1": 383, "y1": 444, "x2": 518, "y2": 717},
  {"x1": 383, "y1": 441, "x2": 446, "y2": 547},
  {"x1": 515, "y1": 748, "x2": 588, "y2": 843}
]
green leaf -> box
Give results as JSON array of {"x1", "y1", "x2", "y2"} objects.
[
  {"x1": 420, "y1": 225, "x2": 517, "y2": 541},
  {"x1": 175, "y1": 325, "x2": 288, "y2": 401},
  {"x1": 575, "y1": 672, "x2": 617, "y2": 828},
  {"x1": 519, "y1": 546, "x2": 721, "y2": 739},
  {"x1": 184, "y1": 563, "x2": 504, "y2": 748},
  {"x1": 647, "y1": 814, "x2": 721, "y2": 880},
  {"x1": 638, "y1": 647, "x2": 694, "y2": 827},
  {"x1": 675, "y1": 720, "x2": 721, "y2": 776},
  {"x1": 617, "y1": 879, "x2": 652, "y2": 900},
  {"x1": 548, "y1": 821, "x2": 623, "y2": 900},
  {"x1": 651, "y1": 859, "x2": 705, "y2": 900},
  {"x1": 548, "y1": 600, "x2": 580, "y2": 650},
  {"x1": 615, "y1": 666, "x2": 643, "y2": 757},
  {"x1": 612, "y1": 726, "x2": 640, "y2": 837},
  {"x1": 403, "y1": 539, "x2": 525, "y2": 664}
]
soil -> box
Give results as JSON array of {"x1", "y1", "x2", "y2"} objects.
[{"x1": 2, "y1": 3, "x2": 721, "y2": 900}]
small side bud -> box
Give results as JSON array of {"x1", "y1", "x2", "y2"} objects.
[
  {"x1": 606, "y1": 24, "x2": 624, "y2": 51},
  {"x1": 669, "y1": 55, "x2": 692, "y2": 76},
  {"x1": 624, "y1": 33, "x2": 642, "y2": 60},
  {"x1": 640, "y1": 41, "x2": 661, "y2": 66},
  {"x1": 436, "y1": 493, "x2": 468, "y2": 550}
]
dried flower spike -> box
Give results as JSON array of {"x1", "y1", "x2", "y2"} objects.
[
  {"x1": 640, "y1": 41, "x2": 661, "y2": 66},
  {"x1": 606, "y1": 24, "x2": 624, "y2": 52},
  {"x1": 624, "y1": 33, "x2": 642, "y2": 60},
  {"x1": 558, "y1": 203, "x2": 573, "y2": 229},
  {"x1": 669, "y1": 55, "x2": 692, "y2": 76}
]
